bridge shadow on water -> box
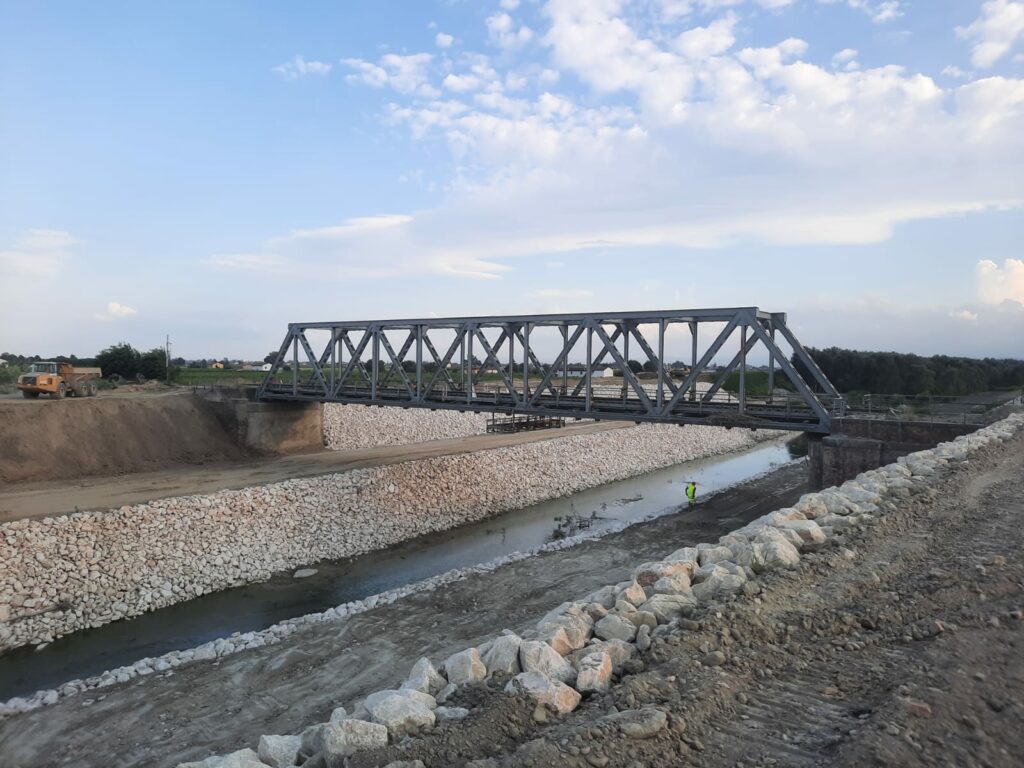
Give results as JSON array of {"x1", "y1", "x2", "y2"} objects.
[{"x1": 0, "y1": 438, "x2": 803, "y2": 700}]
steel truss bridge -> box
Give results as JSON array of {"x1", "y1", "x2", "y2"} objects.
[{"x1": 258, "y1": 307, "x2": 846, "y2": 433}]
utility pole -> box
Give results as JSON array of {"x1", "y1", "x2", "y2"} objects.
[{"x1": 165, "y1": 334, "x2": 171, "y2": 385}]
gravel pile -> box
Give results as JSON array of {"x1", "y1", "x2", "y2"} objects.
[
  {"x1": 0, "y1": 422, "x2": 771, "y2": 656},
  {"x1": 163, "y1": 414, "x2": 1023, "y2": 768}
]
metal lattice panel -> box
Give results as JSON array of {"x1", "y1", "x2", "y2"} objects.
[{"x1": 258, "y1": 307, "x2": 844, "y2": 433}]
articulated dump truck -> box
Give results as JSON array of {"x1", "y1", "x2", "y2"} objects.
[{"x1": 17, "y1": 361, "x2": 101, "y2": 399}]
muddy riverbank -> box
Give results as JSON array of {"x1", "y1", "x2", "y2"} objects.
[
  {"x1": 0, "y1": 439, "x2": 799, "y2": 701},
  {"x1": 0, "y1": 458, "x2": 810, "y2": 767}
]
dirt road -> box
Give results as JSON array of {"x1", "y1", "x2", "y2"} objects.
[
  {"x1": 0, "y1": 460, "x2": 810, "y2": 768},
  {"x1": 0, "y1": 421, "x2": 627, "y2": 522}
]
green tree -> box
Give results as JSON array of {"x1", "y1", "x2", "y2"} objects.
[
  {"x1": 96, "y1": 343, "x2": 141, "y2": 378},
  {"x1": 138, "y1": 348, "x2": 168, "y2": 380}
]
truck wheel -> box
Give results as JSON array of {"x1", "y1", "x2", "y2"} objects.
[
  {"x1": 22, "y1": 390, "x2": 40, "y2": 399},
  {"x1": 51, "y1": 383, "x2": 66, "y2": 399},
  {"x1": 89, "y1": 382, "x2": 98, "y2": 396}
]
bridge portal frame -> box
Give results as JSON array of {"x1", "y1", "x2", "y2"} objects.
[{"x1": 258, "y1": 307, "x2": 844, "y2": 433}]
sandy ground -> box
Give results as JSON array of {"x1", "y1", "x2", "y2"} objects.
[
  {"x1": 0, "y1": 421, "x2": 625, "y2": 522},
  {"x1": 331, "y1": 430, "x2": 1022, "y2": 768},
  {"x1": 0, "y1": 461, "x2": 810, "y2": 768}
]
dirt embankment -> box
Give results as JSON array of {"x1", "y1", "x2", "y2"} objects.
[{"x1": 0, "y1": 393, "x2": 247, "y2": 485}]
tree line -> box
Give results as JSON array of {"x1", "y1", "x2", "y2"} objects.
[{"x1": 798, "y1": 347, "x2": 1024, "y2": 397}]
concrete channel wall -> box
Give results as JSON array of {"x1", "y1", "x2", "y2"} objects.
[{"x1": 0, "y1": 422, "x2": 778, "y2": 653}]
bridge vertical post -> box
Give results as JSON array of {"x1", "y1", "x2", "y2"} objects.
[
  {"x1": 330, "y1": 327, "x2": 336, "y2": 396},
  {"x1": 467, "y1": 325, "x2": 475, "y2": 404},
  {"x1": 767, "y1": 318, "x2": 775, "y2": 402},
  {"x1": 415, "y1": 325, "x2": 423, "y2": 402},
  {"x1": 522, "y1": 322, "x2": 530, "y2": 403},
  {"x1": 585, "y1": 323, "x2": 593, "y2": 412},
  {"x1": 657, "y1": 319, "x2": 665, "y2": 409},
  {"x1": 561, "y1": 325, "x2": 568, "y2": 398},
  {"x1": 291, "y1": 334, "x2": 298, "y2": 396},
  {"x1": 622, "y1": 323, "x2": 630, "y2": 402},
  {"x1": 371, "y1": 327, "x2": 380, "y2": 401},
  {"x1": 739, "y1": 323, "x2": 747, "y2": 414},
  {"x1": 689, "y1": 321, "x2": 698, "y2": 402}
]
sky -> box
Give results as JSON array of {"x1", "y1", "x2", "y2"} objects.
[{"x1": 1, "y1": 0, "x2": 1023, "y2": 362}]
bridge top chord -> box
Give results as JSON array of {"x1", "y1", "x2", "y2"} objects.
[{"x1": 259, "y1": 307, "x2": 845, "y2": 433}]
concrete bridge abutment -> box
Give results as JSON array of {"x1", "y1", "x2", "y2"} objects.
[
  {"x1": 808, "y1": 418, "x2": 980, "y2": 488},
  {"x1": 201, "y1": 389, "x2": 324, "y2": 455}
]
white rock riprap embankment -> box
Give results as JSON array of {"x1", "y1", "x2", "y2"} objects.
[
  {"x1": 322, "y1": 403, "x2": 489, "y2": 449},
  {"x1": 0, "y1": 422, "x2": 776, "y2": 653},
  {"x1": 172, "y1": 414, "x2": 1024, "y2": 768}
]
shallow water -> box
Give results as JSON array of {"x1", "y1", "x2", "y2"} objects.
[{"x1": 0, "y1": 437, "x2": 800, "y2": 698}]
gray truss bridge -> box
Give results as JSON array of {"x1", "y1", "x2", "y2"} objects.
[{"x1": 258, "y1": 307, "x2": 845, "y2": 433}]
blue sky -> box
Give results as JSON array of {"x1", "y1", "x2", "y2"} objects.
[{"x1": 1, "y1": 0, "x2": 1023, "y2": 361}]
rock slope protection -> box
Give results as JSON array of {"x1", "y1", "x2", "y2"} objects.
[
  {"x1": 323, "y1": 404, "x2": 489, "y2": 449},
  {"x1": 175, "y1": 414, "x2": 1023, "y2": 768},
  {"x1": 0, "y1": 422, "x2": 773, "y2": 652}
]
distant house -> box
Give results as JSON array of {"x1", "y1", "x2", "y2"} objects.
[
  {"x1": 261, "y1": 362, "x2": 273, "y2": 372},
  {"x1": 596, "y1": 367, "x2": 616, "y2": 378},
  {"x1": 211, "y1": 362, "x2": 225, "y2": 370}
]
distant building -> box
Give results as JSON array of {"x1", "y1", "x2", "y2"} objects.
[
  {"x1": 261, "y1": 362, "x2": 273, "y2": 371},
  {"x1": 211, "y1": 362, "x2": 225, "y2": 369},
  {"x1": 596, "y1": 367, "x2": 616, "y2": 378}
]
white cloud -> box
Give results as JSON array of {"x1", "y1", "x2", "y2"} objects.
[
  {"x1": 949, "y1": 308, "x2": 978, "y2": 322},
  {"x1": 822, "y1": 0, "x2": 902, "y2": 24},
  {"x1": 343, "y1": 53, "x2": 439, "y2": 97},
  {"x1": 435, "y1": 32, "x2": 454, "y2": 49},
  {"x1": 957, "y1": 1, "x2": 1024, "y2": 69},
  {"x1": 94, "y1": 302, "x2": 137, "y2": 321},
  {"x1": 501, "y1": 0, "x2": 522, "y2": 10},
  {"x1": 487, "y1": 12, "x2": 534, "y2": 50},
  {"x1": 221, "y1": 1, "x2": 1024, "y2": 292},
  {"x1": 675, "y1": 13, "x2": 738, "y2": 60},
  {"x1": 0, "y1": 229, "x2": 76, "y2": 278},
  {"x1": 273, "y1": 55, "x2": 332, "y2": 80},
  {"x1": 529, "y1": 288, "x2": 593, "y2": 298},
  {"x1": 832, "y1": 48, "x2": 859, "y2": 70},
  {"x1": 977, "y1": 258, "x2": 1024, "y2": 304},
  {"x1": 942, "y1": 65, "x2": 970, "y2": 79}
]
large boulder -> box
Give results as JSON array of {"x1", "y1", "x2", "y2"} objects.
[
  {"x1": 367, "y1": 690, "x2": 437, "y2": 737},
  {"x1": 649, "y1": 572, "x2": 692, "y2": 596},
  {"x1": 754, "y1": 527, "x2": 801, "y2": 569},
  {"x1": 401, "y1": 657, "x2": 446, "y2": 696},
  {"x1": 616, "y1": 581, "x2": 648, "y2": 607},
  {"x1": 633, "y1": 562, "x2": 692, "y2": 588},
  {"x1": 519, "y1": 640, "x2": 576, "y2": 684},
  {"x1": 691, "y1": 562, "x2": 747, "y2": 601},
  {"x1": 774, "y1": 519, "x2": 827, "y2": 547},
  {"x1": 444, "y1": 648, "x2": 487, "y2": 685},
  {"x1": 575, "y1": 652, "x2": 613, "y2": 694},
  {"x1": 638, "y1": 593, "x2": 697, "y2": 623},
  {"x1": 483, "y1": 633, "x2": 522, "y2": 675},
  {"x1": 321, "y1": 719, "x2": 389, "y2": 759},
  {"x1": 176, "y1": 750, "x2": 265, "y2": 768},
  {"x1": 594, "y1": 614, "x2": 637, "y2": 643},
  {"x1": 505, "y1": 672, "x2": 581, "y2": 715},
  {"x1": 568, "y1": 639, "x2": 635, "y2": 673},
  {"x1": 536, "y1": 603, "x2": 592, "y2": 651},
  {"x1": 697, "y1": 546, "x2": 733, "y2": 566},
  {"x1": 257, "y1": 735, "x2": 302, "y2": 768}
]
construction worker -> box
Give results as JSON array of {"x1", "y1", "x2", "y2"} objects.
[{"x1": 686, "y1": 481, "x2": 698, "y2": 507}]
